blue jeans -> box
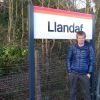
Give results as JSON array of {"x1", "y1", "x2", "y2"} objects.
[{"x1": 69, "y1": 73, "x2": 91, "y2": 100}]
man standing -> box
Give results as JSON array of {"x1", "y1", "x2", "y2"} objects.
[{"x1": 67, "y1": 31, "x2": 95, "y2": 100}]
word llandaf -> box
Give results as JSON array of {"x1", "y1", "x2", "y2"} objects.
[{"x1": 48, "y1": 21, "x2": 83, "y2": 33}]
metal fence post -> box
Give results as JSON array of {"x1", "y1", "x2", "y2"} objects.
[
  {"x1": 96, "y1": 70, "x2": 100, "y2": 100},
  {"x1": 28, "y1": 4, "x2": 35, "y2": 100},
  {"x1": 90, "y1": 15, "x2": 96, "y2": 100}
]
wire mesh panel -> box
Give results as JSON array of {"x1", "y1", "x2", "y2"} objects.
[
  {"x1": 34, "y1": 40, "x2": 98, "y2": 100},
  {"x1": 96, "y1": 69, "x2": 100, "y2": 100},
  {"x1": 0, "y1": 40, "x2": 69, "y2": 100},
  {"x1": 0, "y1": 65, "x2": 29, "y2": 100},
  {"x1": 34, "y1": 40, "x2": 70, "y2": 100},
  {"x1": 0, "y1": 39, "x2": 99, "y2": 100}
]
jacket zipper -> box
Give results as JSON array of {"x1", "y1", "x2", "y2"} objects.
[{"x1": 79, "y1": 49, "x2": 81, "y2": 68}]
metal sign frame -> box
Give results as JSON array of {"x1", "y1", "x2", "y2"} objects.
[
  {"x1": 28, "y1": 4, "x2": 96, "y2": 100},
  {"x1": 28, "y1": 4, "x2": 35, "y2": 100},
  {"x1": 90, "y1": 15, "x2": 96, "y2": 100}
]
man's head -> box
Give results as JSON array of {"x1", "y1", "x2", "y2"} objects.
[{"x1": 76, "y1": 31, "x2": 86, "y2": 46}]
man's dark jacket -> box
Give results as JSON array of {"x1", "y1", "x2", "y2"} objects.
[{"x1": 66, "y1": 41, "x2": 95, "y2": 74}]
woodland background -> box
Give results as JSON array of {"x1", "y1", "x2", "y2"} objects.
[{"x1": 0, "y1": 0, "x2": 100, "y2": 100}]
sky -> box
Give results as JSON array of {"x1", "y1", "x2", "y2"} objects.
[
  {"x1": 70, "y1": 0, "x2": 96, "y2": 12},
  {"x1": 0, "y1": 0, "x2": 3, "y2": 2}
]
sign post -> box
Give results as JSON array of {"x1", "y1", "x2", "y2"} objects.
[
  {"x1": 28, "y1": 4, "x2": 35, "y2": 100},
  {"x1": 28, "y1": 4, "x2": 95, "y2": 100},
  {"x1": 90, "y1": 15, "x2": 96, "y2": 100}
]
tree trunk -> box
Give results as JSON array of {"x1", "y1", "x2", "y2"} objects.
[
  {"x1": 35, "y1": 50, "x2": 42, "y2": 100},
  {"x1": 21, "y1": 0, "x2": 24, "y2": 48},
  {"x1": 8, "y1": 0, "x2": 13, "y2": 43},
  {"x1": 86, "y1": 0, "x2": 91, "y2": 13}
]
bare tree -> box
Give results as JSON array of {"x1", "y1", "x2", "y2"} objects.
[{"x1": 8, "y1": 0, "x2": 13, "y2": 42}]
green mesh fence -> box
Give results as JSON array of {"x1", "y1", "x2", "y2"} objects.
[
  {"x1": 0, "y1": 40, "x2": 98, "y2": 100},
  {"x1": 0, "y1": 64, "x2": 29, "y2": 100}
]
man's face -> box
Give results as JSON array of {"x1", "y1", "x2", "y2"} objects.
[{"x1": 77, "y1": 35, "x2": 85, "y2": 45}]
